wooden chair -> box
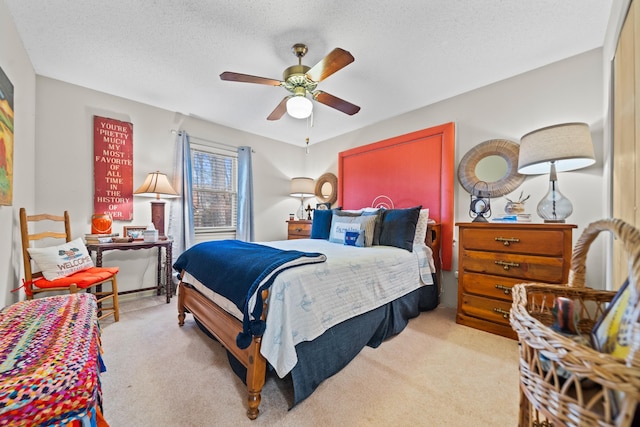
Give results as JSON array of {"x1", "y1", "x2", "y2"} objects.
[{"x1": 19, "y1": 208, "x2": 120, "y2": 321}]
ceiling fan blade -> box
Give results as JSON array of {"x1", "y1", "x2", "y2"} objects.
[
  {"x1": 313, "y1": 91, "x2": 360, "y2": 116},
  {"x1": 220, "y1": 71, "x2": 282, "y2": 86},
  {"x1": 267, "y1": 97, "x2": 289, "y2": 121},
  {"x1": 306, "y1": 48, "x2": 355, "y2": 82}
]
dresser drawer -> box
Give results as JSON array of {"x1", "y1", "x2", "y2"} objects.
[
  {"x1": 460, "y1": 228, "x2": 567, "y2": 256},
  {"x1": 459, "y1": 293, "x2": 513, "y2": 327},
  {"x1": 459, "y1": 272, "x2": 526, "y2": 301},
  {"x1": 287, "y1": 221, "x2": 311, "y2": 239},
  {"x1": 460, "y1": 249, "x2": 565, "y2": 283}
]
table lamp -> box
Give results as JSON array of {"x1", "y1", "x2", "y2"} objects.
[
  {"x1": 518, "y1": 123, "x2": 595, "y2": 223},
  {"x1": 134, "y1": 171, "x2": 179, "y2": 238},
  {"x1": 290, "y1": 177, "x2": 315, "y2": 220}
]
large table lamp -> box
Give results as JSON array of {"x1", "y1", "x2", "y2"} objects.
[
  {"x1": 290, "y1": 177, "x2": 315, "y2": 220},
  {"x1": 518, "y1": 123, "x2": 595, "y2": 223},
  {"x1": 134, "y1": 171, "x2": 179, "y2": 237}
]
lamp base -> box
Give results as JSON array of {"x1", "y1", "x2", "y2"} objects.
[
  {"x1": 536, "y1": 162, "x2": 573, "y2": 224},
  {"x1": 151, "y1": 200, "x2": 166, "y2": 238},
  {"x1": 296, "y1": 198, "x2": 305, "y2": 220}
]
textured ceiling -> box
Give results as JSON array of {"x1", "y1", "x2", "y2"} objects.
[{"x1": 5, "y1": 0, "x2": 613, "y2": 146}]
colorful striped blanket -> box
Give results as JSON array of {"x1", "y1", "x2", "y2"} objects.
[{"x1": 0, "y1": 293, "x2": 106, "y2": 426}]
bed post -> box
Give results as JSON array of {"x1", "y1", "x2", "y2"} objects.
[
  {"x1": 177, "y1": 280, "x2": 186, "y2": 326},
  {"x1": 245, "y1": 335, "x2": 266, "y2": 419},
  {"x1": 245, "y1": 288, "x2": 269, "y2": 419}
]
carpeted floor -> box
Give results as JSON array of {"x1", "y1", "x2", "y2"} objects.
[{"x1": 99, "y1": 296, "x2": 520, "y2": 426}]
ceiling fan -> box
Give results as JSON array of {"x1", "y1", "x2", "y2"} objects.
[{"x1": 220, "y1": 43, "x2": 360, "y2": 121}]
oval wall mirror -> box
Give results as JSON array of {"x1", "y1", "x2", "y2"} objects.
[
  {"x1": 457, "y1": 139, "x2": 525, "y2": 197},
  {"x1": 315, "y1": 172, "x2": 338, "y2": 205}
]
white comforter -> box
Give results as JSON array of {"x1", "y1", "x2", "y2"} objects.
[{"x1": 185, "y1": 239, "x2": 435, "y2": 378}]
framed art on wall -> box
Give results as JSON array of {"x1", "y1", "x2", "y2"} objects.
[{"x1": 0, "y1": 65, "x2": 14, "y2": 206}]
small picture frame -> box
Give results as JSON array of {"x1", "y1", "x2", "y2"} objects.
[
  {"x1": 316, "y1": 202, "x2": 331, "y2": 211},
  {"x1": 123, "y1": 226, "x2": 146, "y2": 240}
]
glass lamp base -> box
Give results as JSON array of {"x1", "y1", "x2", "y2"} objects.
[
  {"x1": 537, "y1": 163, "x2": 572, "y2": 223},
  {"x1": 296, "y1": 200, "x2": 305, "y2": 220}
]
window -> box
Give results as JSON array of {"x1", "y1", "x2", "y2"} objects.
[{"x1": 191, "y1": 144, "x2": 237, "y2": 238}]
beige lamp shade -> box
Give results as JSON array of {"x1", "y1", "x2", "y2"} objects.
[
  {"x1": 289, "y1": 177, "x2": 315, "y2": 197},
  {"x1": 518, "y1": 122, "x2": 595, "y2": 175},
  {"x1": 134, "y1": 171, "x2": 179, "y2": 199}
]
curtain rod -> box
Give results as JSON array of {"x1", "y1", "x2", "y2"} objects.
[{"x1": 170, "y1": 129, "x2": 255, "y2": 153}]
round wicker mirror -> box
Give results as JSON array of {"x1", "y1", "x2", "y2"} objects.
[
  {"x1": 457, "y1": 139, "x2": 525, "y2": 197},
  {"x1": 315, "y1": 172, "x2": 338, "y2": 205}
]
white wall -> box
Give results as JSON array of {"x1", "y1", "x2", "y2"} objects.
[
  {"x1": 305, "y1": 49, "x2": 606, "y2": 308},
  {"x1": 0, "y1": 1, "x2": 37, "y2": 307},
  {"x1": 31, "y1": 77, "x2": 305, "y2": 296}
]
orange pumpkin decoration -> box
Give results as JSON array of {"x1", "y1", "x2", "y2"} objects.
[{"x1": 91, "y1": 213, "x2": 112, "y2": 234}]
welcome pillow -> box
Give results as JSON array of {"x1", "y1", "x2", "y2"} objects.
[
  {"x1": 27, "y1": 237, "x2": 95, "y2": 281},
  {"x1": 329, "y1": 214, "x2": 377, "y2": 246}
]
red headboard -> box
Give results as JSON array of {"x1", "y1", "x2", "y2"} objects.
[{"x1": 338, "y1": 122, "x2": 455, "y2": 270}]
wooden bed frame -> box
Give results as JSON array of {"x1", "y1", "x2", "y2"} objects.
[
  {"x1": 177, "y1": 224, "x2": 442, "y2": 419},
  {"x1": 177, "y1": 122, "x2": 454, "y2": 419}
]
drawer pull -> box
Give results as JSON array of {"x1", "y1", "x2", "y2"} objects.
[
  {"x1": 295, "y1": 227, "x2": 303, "y2": 232},
  {"x1": 494, "y1": 236, "x2": 520, "y2": 246},
  {"x1": 494, "y1": 260, "x2": 520, "y2": 270},
  {"x1": 493, "y1": 307, "x2": 510, "y2": 319},
  {"x1": 495, "y1": 284, "x2": 512, "y2": 295}
]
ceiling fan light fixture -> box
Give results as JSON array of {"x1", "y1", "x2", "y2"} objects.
[{"x1": 286, "y1": 95, "x2": 313, "y2": 119}]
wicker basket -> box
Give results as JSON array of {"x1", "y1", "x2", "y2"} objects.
[{"x1": 510, "y1": 219, "x2": 640, "y2": 427}]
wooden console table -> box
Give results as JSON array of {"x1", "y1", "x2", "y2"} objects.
[{"x1": 86, "y1": 240, "x2": 173, "y2": 303}]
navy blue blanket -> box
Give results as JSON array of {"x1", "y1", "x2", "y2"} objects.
[{"x1": 173, "y1": 240, "x2": 326, "y2": 348}]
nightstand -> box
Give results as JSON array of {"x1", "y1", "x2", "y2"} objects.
[
  {"x1": 287, "y1": 220, "x2": 312, "y2": 239},
  {"x1": 456, "y1": 222, "x2": 575, "y2": 339}
]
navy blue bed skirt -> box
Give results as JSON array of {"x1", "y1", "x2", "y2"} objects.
[{"x1": 210, "y1": 278, "x2": 438, "y2": 407}]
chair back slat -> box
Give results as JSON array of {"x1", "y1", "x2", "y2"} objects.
[
  {"x1": 26, "y1": 213, "x2": 66, "y2": 222},
  {"x1": 28, "y1": 231, "x2": 69, "y2": 241}
]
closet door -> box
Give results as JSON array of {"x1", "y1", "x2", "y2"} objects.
[{"x1": 613, "y1": 0, "x2": 640, "y2": 289}]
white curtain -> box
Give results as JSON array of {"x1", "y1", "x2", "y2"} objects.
[
  {"x1": 236, "y1": 146, "x2": 254, "y2": 242},
  {"x1": 168, "y1": 131, "x2": 195, "y2": 267}
]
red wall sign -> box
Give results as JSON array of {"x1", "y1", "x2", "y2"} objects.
[{"x1": 93, "y1": 116, "x2": 133, "y2": 221}]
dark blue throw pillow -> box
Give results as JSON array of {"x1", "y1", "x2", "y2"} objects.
[
  {"x1": 310, "y1": 209, "x2": 334, "y2": 239},
  {"x1": 378, "y1": 206, "x2": 422, "y2": 251}
]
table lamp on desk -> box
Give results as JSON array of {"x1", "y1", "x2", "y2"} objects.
[{"x1": 134, "y1": 171, "x2": 179, "y2": 238}]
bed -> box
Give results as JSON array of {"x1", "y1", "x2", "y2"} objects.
[{"x1": 175, "y1": 122, "x2": 455, "y2": 419}]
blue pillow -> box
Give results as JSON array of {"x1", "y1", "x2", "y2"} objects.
[
  {"x1": 310, "y1": 209, "x2": 334, "y2": 239},
  {"x1": 378, "y1": 206, "x2": 422, "y2": 251}
]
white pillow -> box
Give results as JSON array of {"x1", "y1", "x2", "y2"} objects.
[
  {"x1": 413, "y1": 208, "x2": 431, "y2": 245},
  {"x1": 329, "y1": 214, "x2": 377, "y2": 246},
  {"x1": 27, "y1": 237, "x2": 95, "y2": 281}
]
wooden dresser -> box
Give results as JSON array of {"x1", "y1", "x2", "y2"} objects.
[
  {"x1": 287, "y1": 220, "x2": 312, "y2": 239},
  {"x1": 456, "y1": 222, "x2": 575, "y2": 339}
]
